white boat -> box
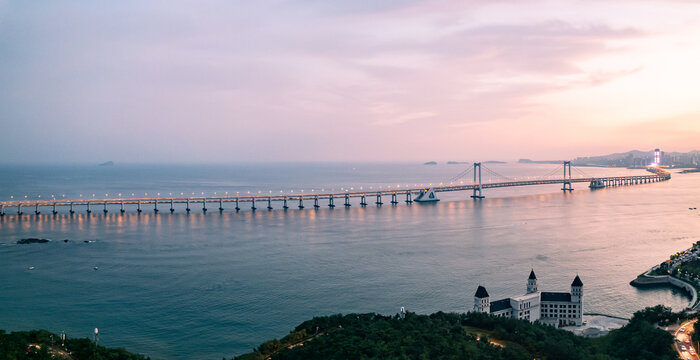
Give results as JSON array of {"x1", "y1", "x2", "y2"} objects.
[
  {"x1": 414, "y1": 188, "x2": 439, "y2": 202},
  {"x1": 589, "y1": 180, "x2": 605, "y2": 189}
]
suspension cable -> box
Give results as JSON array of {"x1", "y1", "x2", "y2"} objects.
[
  {"x1": 539, "y1": 165, "x2": 564, "y2": 178},
  {"x1": 572, "y1": 166, "x2": 591, "y2": 178},
  {"x1": 447, "y1": 166, "x2": 474, "y2": 183},
  {"x1": 481, "y1": 165, "x2": 512, "y2": 181}
]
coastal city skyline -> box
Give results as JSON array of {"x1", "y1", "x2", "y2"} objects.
[{"x1": 2, "y1": 1, "x2": 700, "y2": 164}]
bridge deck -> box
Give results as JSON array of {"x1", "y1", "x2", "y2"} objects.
[{"x1": 0, "y1": 171, "x2": 670, "y2": 212}]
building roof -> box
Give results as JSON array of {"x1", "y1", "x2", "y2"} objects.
[
  {"x1": 541, "y1": 292, "x2": 571, "y2": 302},
  {"x1": 490, "y1": 298, "x2": 512, "y2": 313},
  {"x1": 529, "y1": 269, "x2": 537, "y2": 280},
  {"x1": 571, "y1": 275, "x2": 583, "y2": 287},
  {"x1": 474, "y1": 285, "x2": 489, "y2": 298}
]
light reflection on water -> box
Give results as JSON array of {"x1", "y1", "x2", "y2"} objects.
[{"x1": 0, "y1": 164, "x2": 699, "y2": 359}]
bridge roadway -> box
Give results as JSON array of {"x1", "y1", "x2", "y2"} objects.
[{"x1": 0, "y1": 170, "x2": 670, "y2": 216}]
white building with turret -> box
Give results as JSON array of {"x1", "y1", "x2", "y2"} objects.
[{"x1": 473, "y1": 270, "x2": 583, "y2": 327}]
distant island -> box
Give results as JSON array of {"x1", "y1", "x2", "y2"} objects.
[
  {"x1": 423, "y1": 161, "x2": 437, "y2": 165},
  {"x1": 484, "y1": 160, "x2": 506, "y2": 164},
  {"x1": 98, "y1": 161, "x2": 114, "y2": 166}
]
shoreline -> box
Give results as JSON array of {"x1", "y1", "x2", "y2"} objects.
[{"x1": 630, "y1": 245, "x2": 700, "y2": 311}]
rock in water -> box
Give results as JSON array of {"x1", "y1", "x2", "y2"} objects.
[{"x1": 17, "y1": 238, "x2": 50, "y2": 244}]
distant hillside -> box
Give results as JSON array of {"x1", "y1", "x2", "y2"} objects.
[
  {"x1": 573, "y1": 149, "x2": 700, "y2": 168},
  {"x1": 519, "y1": 150, "x2": 699, "y2": 168}
]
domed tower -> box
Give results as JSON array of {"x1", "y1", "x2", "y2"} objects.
[
  {"x1": 473, "y1": 285, "x2": 490, "y2": 313},
  {"x1": 527, "y1": 269, "x2": 538, "y2": 294},
  {"x1": 571, "y1": 274, "x2": 583, "y2": 303}
]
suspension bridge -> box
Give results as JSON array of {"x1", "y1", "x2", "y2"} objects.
[{"x1": 0, "y1": 162, "x2": 671, "y2": 216}]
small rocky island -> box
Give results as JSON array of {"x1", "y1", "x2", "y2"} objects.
[{"x1": 17, "y1": 238, "x2": 51, "y2": 244}]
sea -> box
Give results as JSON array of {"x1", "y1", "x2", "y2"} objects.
[{"x1": 0, "y1": 162, "x2": 698, "y2": 359}]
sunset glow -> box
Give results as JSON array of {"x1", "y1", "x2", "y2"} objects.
[{"x1": 1, "y1": 0, "x2": 699, "y2": 163}]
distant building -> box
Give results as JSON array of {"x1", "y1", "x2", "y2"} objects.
[
  {"x1": 654, "y1": 148, "x2": 661, "y2": 165},
  {"x1": 473, "y1": 270, "x2": 583, "y2": 327}
]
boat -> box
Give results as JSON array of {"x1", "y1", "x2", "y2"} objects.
[
  {"x1": 414, "y1": 188, "x2": 440, "y2": 202},
  {"x1": 589, "y1": 180, "x2": 605, "y2": 189}
]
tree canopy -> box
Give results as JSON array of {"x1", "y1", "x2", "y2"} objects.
[
  {"x1": 0, "y1": 329, "x2": 148, "y2": 360},
  {"x1": 234, "y1": 307, "x2": 680, "y2": 360}
]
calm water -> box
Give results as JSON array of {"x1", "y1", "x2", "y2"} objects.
[{"x1": 1, "y1": 163, "x2": 699, "y2": 359}]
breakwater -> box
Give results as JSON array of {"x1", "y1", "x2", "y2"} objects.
[{"x1": 630, "y1": 267, "x2": 698, "y2": 310}]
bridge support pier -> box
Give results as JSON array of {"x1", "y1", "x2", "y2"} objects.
[
  {"x1": 120, "y1": 202, "x2": 125, "y2": 214},
  {"x1": 52, "y1": 203, "x2": 57, "y2": 215},
  {"x1": 251, "y1": 198, "x2": 256, "y2": 211},
  {"x1": 0, "y1": 205, "x2": 4, "y2": 216},
  {"x1": 35, "y1": 203, "x2": 40, "y2": 215},
  {"x1": 298, "y1": 198, "x2": 304, "y2": 209},
  {"x1": 186, "y1": 199, "x2": 191, "y2": 213},
  {"x1": 69, "y1": 203, "x2": 74, "y2": 215},
  {"x1": 391, "y1": 193, "x2": 398, "y2": 205},
  {"x1": 344, "y1": 195, "x2": 351, "y2": 207},
  {"x1": 104, "y1": 202, "x2": 109, "y2": 214},
  {"x1": 137, "y1": 200, "x2": 142, "y2": 213},
  {"x1": 314, "y1": 197, "x2": 319, "y2": 209},
  {"x1": 360, "y1": 195, "x2": 367, "y2": 206},
  {"x1": 471, "y1": 162, "x2": 485, "y2": 199},
  {"x1": 86, "y1": 203, "x2": 91, "y2": 214},
  {"x1": 17, "y1": 204, "x2": 23, "y2": 215},
  {"x1": 154, "y1": 200, "x2": 158, "y2": 213},
  {"x1": 405, "y1": 192, "x2": 412, "y2": 203},
  {"x1": 328, "y1": 196, "x2": 335, "y2": 208},
  {"x1": 202, "y1": 200, "x2": 207, "y2": 213},
  {"x1": 376, "y1": 194, "x2": 383, "y2": 205},
  {"x1": 219, "y1": 199, "x2": 224, "y2": 212},
  {"x1": 283, "y1": 198, "x2": 289, "y2": 210},
  {"x1": 267, "y1": 198, "x2": 273, "y2": 210},
  {"x1": 561, "y1": 161, "x2": 573, "y2": 192},
  {"x1": 235, "y1": 198, "x2": 240, "y2": 211},
  {"x1": 170, "y1": 199, "x2": 174, "y2": 213}
]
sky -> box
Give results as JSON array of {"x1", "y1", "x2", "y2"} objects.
[{"x1": 1, "y1": 0, "x2": 699, "y2": 163}]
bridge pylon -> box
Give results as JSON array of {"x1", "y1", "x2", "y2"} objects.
[
  {"x1": 562, "y1": 161, "x2": 574, "y2": 192},
  {"x1": 471, "y1": 162, "x2": 485, "y2": 199}
]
